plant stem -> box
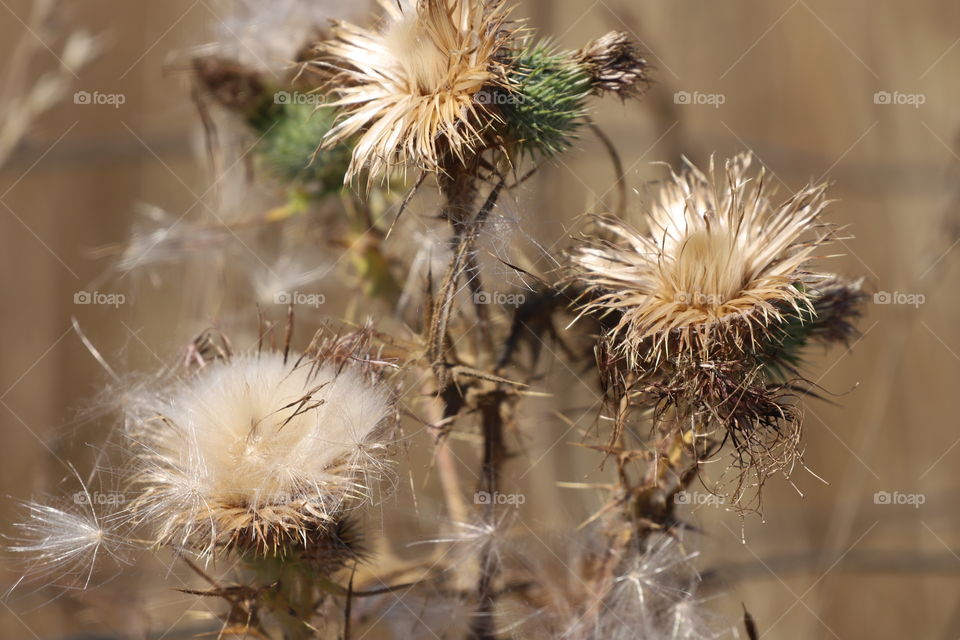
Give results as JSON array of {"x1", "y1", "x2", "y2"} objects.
[
  {"x1": 428, "y1": 176, "x2": 505, "y2": 387},
  {"x1": 469, "y1": 390, "x2": 509, "y2": 640}
]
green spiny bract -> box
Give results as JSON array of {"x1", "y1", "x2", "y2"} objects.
[
  {"x1": 249, "y1": 101, "x2": 352, "y2": 197},
  {"x1": 497, "y1": 42, "x2": 593, "y2": 158}
]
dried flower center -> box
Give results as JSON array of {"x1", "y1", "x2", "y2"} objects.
[
  {"x1": 387, "y1": 18, "x2": 456, "y2": 95},
  {"x1": 661, "y1": 229, "x2": 747, "y2": 310}
]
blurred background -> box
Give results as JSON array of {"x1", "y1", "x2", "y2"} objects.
[{"x1": 1, "y1": 0, "x2": 958, "y2": 638}]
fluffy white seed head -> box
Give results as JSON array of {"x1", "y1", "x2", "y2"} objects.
[{"x1": 129, "y1": 349, "x2": 397, "y2": 556}]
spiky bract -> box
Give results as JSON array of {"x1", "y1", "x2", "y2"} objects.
[
  {"x1": 191, "y1": 55, "x2": 352, "y2": 195},
  {"x1": 318, "y1": 0, "x2": 514, "y2": 182},
  {"x1": 498, "y1": 41, "x2": 592, "y2": 157},
  {"x1": 253, "y1": 101, "x2": 352, "y2": 195}
]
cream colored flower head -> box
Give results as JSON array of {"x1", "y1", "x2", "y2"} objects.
[
  {"x1": 571, "y1": 153, "x2": 833, "y2": 367},
  {"x1": 128, "y1": 341, "x2": 398, "y2": 557},
  {"x1": 318, "y1": 0, "x2": 514, "y2": 182}
]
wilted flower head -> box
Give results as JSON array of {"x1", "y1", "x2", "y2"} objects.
[
  {"x1": 571, "y1": 154, "x2": 864, "y2": 495},
  {"x1": 317, "y1": 0, "x2": 515, "y2": 181},
  {"x1": 127, "y1": 330, "x2": 398, "y2": 558},
  {"x1": 577, "y1": 31, "x2": 650, "y2": 99},
  {"x1": 571, "y1": 153, "x2": 834, "y2": 367}
]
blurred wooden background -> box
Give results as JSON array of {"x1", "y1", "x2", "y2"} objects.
[{"x1": 1, "y1": 0, "x2": 959, "y2": 638}]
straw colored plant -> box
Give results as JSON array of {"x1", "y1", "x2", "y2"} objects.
[{"x1": 6, "y1": 2, "x2": 868, "y2": 640}]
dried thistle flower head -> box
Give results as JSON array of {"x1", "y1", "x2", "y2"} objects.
[
  {"x1": 571, "y1": 153, "x2": 834, "y2": 367},
  {"x1": 317, "y1": 0, "x2": 514, "y2": 181},
  {"x1": 572, "y1": 154, "x2": 865, "y2": 499},
  {"x1": 127, "y1": 333, "x2": 398, "y2": 558},
  {"x1": 577, "y1": 31, "x2": 650, "y2": 99}
]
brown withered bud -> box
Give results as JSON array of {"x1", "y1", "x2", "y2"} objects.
[
  {"x1": 577, "y1": 31, "x2": 650, "y2": 99},
  {"x1": 192, "y1": 55, "x2": 269, "y2": 112},
  {"x1": 805, "y1": 276, "x2": 867, "y2": 346}
]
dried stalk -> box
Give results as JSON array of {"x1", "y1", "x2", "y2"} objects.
[
  {"x1": 469, "y1": 390, "x2": 510, "y2": 640},
  {"x1": 0, "y1": 0, "x2": 102, "y2": 167},
  {"x1": 428, "y1": 174, "x2": 506, "y2": 388}
]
